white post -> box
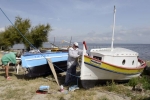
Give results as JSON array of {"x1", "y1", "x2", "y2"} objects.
[{"x1": 111, "y1": 6, "x2": 116, "y2": 51}]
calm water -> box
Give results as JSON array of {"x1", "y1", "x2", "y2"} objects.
[{"x1": 48, "y1": 43, "x2": 150, "y2": 61}]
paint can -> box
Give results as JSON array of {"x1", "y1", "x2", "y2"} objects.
[
  {"x1": 39, "y1": 85, "x2": 50, "y2": 91},
  {"x1": 60, "y1": 85, "x2": 64, "y2": 92}
]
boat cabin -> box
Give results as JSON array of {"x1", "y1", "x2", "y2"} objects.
[{"x1": 89, "y1": 48, "x2": 140, "y2": 68}]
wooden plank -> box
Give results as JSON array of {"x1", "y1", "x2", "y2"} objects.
[{"x1": 46, "y1": 58, "x2": 60, "y2": 86}]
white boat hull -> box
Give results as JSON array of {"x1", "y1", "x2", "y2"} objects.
[
  {"x1": 81, "y1": 63, "x2": 141, "y2": 81},
  {"x1": 80, "y1": 41, "x2": 146, "y2": 89}
]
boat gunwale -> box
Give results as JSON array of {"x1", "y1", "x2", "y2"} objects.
[
  {"x1": 84, "y1": 55, "x2": 146, "y2": 70},
  {"x1": 84, "y1": 62, "x2": 142, "y2": 75},
  {"x1": 22, "y1": 52, "x2": 68, "y2": 56}
]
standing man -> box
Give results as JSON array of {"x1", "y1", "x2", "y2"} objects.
[
  {"x1": 1, "y1": 52, "x2": 21, "y2": 80},
  {"x1": 64, "y1": 42, "x2": 82, "y2": 86}
]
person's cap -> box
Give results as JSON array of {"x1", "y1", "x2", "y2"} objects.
[{"x1": 74, "y1": 42, "x2": 78, "y2": 47}]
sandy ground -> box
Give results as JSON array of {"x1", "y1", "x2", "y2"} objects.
[{"x1": 0, "y1": 51, "x2": 149, "y2": 100}]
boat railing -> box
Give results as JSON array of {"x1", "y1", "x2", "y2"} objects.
[{"x1": 138, "y1": 58, "x2": 146, "y2": 66}]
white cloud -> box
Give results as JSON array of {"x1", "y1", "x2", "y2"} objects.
[
  {"x1": 0, "y1": 27, "x2": 5, "y2": 32},
  {"x1": 1, "y1": 0, "x2": 150, "y2": 44},
  {"x1": 49, "y1": 25, "x2": 150, "y2": 44}
]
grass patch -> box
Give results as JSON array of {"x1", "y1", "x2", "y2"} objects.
[
  {"x1": 127, "y1": 76, "x2": 150, "y2": 90},
  {"x1": 106, "y1": 80, "x2": 118, "y2": 92},
  {"x1": 5, "y1": 88, "x2": 26, "y2": 99}
]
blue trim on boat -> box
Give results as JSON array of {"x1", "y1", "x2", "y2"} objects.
[
  {"x1": 21, "y1": 52, "x2": 68, "y2": 68},
  {"x1": 84, "y1": 62, "x2": 141, "y2": 75},
  {"x1": 23, "y1": 52, "x2": 67, "y2": 56}
]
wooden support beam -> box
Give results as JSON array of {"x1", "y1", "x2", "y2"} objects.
[{"x1": 46, "y1": 58, "x2": 60, "y2": 86}]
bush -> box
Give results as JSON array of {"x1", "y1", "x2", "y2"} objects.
[{"x1": 128, "y1": 77, "x2": 138, "y2": 87}]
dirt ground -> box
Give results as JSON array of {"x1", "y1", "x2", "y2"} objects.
[{"x1": 0, "y1": 51, "x2": 149, "y2": 100}]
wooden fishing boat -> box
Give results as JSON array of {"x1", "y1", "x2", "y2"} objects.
[
  {"x1": 21, "y1": 52, "x2": 68, "y2": 77},
  {"x1": 80, "y1": 42, "x2": 146, "y2": 88},
  {"x1": 80, "y1": 6, "x2": 147, "y2": 89}
]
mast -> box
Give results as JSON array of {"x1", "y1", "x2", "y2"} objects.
[
  {"x1": 53, "y1": 37, "x2": 55, "y2": 45},
  {"x1": 111, "y1": 6, "x2": 116, "y2": 51},
  {"x1": 69, "y1": 36, "x2": 72, "y2": 47}
]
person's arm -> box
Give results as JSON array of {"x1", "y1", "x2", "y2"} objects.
[
  {"x1": 68, "y1": 48, "x2": 80, "y2": 58},
  {"x1": 78, "y1": 49, "x2": 88, "y2": 56}
]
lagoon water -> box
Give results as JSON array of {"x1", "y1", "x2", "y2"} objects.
[
  {"x1": 46, "y1": 43, "x2": 150, "y2": 61},
  {"x1": 89, "y1": 44, "x2": 150, "y2": 61}
]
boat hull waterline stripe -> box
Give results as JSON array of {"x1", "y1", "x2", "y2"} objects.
[{"x1": 84, "y1": 62, "x2": 142, "y2": 75}]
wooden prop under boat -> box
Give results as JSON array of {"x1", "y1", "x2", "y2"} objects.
[
  {"x1": 80, "y1": 41, "x2": 146, "y2": 89},
  {"x1": 21, "y1": 52, "x2": 68, "y2": 77}
]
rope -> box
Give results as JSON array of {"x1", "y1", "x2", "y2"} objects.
[{"x1": 0, "y1": 7, "x2": 80, "y2": 86}]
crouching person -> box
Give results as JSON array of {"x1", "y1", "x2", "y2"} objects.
[{"x1": 1, "y1": 52, "x2": 21, "y2": 80}]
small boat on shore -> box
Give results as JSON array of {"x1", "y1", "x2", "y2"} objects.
[
  {"x1": 79, "y1": 6, "x2": 147, "y2": 89},
  {"x1": 21, "y1": 52, "x2": 68, "y2": 77},
  {"x1": 80, "y1": 41, "x2": 146, "y2": 88}
]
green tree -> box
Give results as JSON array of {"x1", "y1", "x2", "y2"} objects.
[
  {"x1": 0, "y1": 32, "x2": 6, "y2": 50},
  {"x1": 0, "y1": 29, "x2": 12, "y2": 49},
  {"x1": 0, "y1": 16, "x2": 52, "y2": 50},
  {"x1": 24, "y1": 24, "x2": 51, "y2": 50}
]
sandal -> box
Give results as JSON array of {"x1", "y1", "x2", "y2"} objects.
[{"x1": 6, "y1": 77, "x2": 12, "y2": 80}]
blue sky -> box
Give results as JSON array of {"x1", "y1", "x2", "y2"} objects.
[{"x1": 0, "y1": 0, "x2": 150, "y2": 44}]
